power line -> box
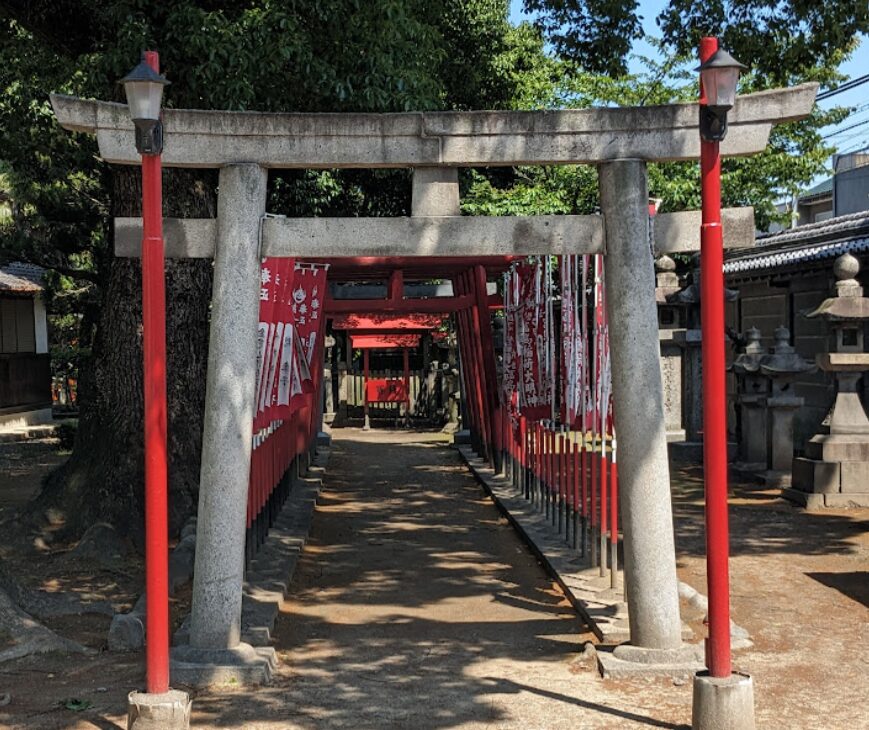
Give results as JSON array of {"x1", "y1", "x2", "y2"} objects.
[
  {"x1": 817, "y1": 74, "x2": 869, "y2": 101},
  {"x1": 824, "y1": 116, "x2": 869, "y2": 139},
  {"x1": 838, "y1": 138, "x2": 869, "y2": 154}
]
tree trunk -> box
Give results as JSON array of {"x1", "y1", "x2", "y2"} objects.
[{"x1": 36, "y1": 167, "x2": 216, "y2": 547}]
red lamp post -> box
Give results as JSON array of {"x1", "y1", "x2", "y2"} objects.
[
  {"x1": 121, "y1": 51, "x2": 171, "y2": 695},
  {"x1": 697, "y1": 37, "x2": 746, "y2": 680}
]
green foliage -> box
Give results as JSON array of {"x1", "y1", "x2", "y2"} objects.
[
  {"x1": 524, "y1": 0, "x2": 643, "y2": 76},
  {"x1": 526, "y1": 0, "x2": 869, "y2": 92},
  {"x1": 462, "y1": 166, "x2": 599, "y2": 216},
  {"x1": 463, "y1": 30, "x2": 854, "y2": 231},
  {"x1": 56, "y1": 420, "x2": 79, "y2": 451},
  {"x1": 658, "y1": 0, "x2": 869, "y2": 88}
]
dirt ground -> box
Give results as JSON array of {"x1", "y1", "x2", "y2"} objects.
[{"x1": 0, "y1": 431, "x2": 866, "y2": 729}]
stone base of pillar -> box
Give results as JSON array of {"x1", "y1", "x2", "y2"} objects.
[
  {"x1": 596, "y1": 642, "x2": 705, "y2": 679},
  {"x1": 669, "y1": 441, "x2": 737, "y2": 464},
  {"x1": 323, "y1": 411, "x2": 336, "y2": 425},
  {"x1": 758, "y1": 469, "x2": 792, "y2": 488},
  {"x1": 782, "y1": 485, "x2": 869, "y2": 509},
  {"x1": 692, "y1": 671, "x2": 755, "y2": 730},
  {"x1": 169, "y1": 643, "x2": 276, "y2": 687},
  {"x1": 787, "y1": 434, "x2": 869, "y2": 507},
  {"x1": 666, "y1": 428, "x2": 687, "y2": 442},
  {"x1": 127, "y1": 689, "x2": 191, "y2": 730},
  {"x1": 669, "y1": 441, "x2": 705, "y2": 462},
  {"x1": 452, "y1": 429, "x2": 471, "y2": 445}
]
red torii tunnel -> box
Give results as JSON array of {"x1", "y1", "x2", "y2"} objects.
[{"x1": 311, "y1": 255, "x2": 515, "y2": 460}]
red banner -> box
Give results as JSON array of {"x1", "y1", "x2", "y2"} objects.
[
  {"x1": 365, "y1": 378, "x2": 408, "y2": 403},
  {"x1": 289, "y1": 263, "x2": 329, "y2": 413},
  {"x1": 255, "y1": 257, "x2": 294, "y2": 431},
  {"x1": 515, "y1": 260, "x2": 552, "y2": 421},
  {"x1": 503, "y1": 267, "x2": 519, "y2": 402},
  {"x1": 591, "y1": 254, "x2": 612, "y2": 438}
]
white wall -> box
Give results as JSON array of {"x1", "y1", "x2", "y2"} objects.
[{"x1": 33, "y1": 295, "x2": 48, "y2": 354}]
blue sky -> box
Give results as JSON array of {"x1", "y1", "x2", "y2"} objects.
[{"x1": 508, "y1": 0, "x2": 869, "y2": 157}]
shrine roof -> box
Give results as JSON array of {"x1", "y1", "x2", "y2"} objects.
[
  {"x1": 331, "y1": 313, "x2": 446, "y2": 330},
  {"x1": 0, "y1": 262, "x2": 44, "y2": 293},
  {"x1": 724, "y1": 212, "x2": 869, "y2": 277}
]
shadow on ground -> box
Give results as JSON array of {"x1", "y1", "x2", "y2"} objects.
[
  {"x1": 671, "y1": 462, "x2": 868, "y2": 558},
  {"x1": 189, "y1": 429, "x2": 686, "y2": 729}
]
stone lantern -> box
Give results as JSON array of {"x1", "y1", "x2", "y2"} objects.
[
  {"x1": 729, "y1": 327, "x2": 768, "y2": 471},
  {"x1": 669, "y1": 254, "x2": 738, "y2": 457},
  {"x1": 759, "y1": 326, "x2": 816, "y2": 485},
  {"x1": 790, "y1": 253, "x2": 869, "y2": 507},
  {"x1": 322, "y1": 334, "x2": 336, "y2": 424}
]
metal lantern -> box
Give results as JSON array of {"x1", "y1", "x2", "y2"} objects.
[
  {"x1": 120, "y1": 56, "x2": 170, "y2": 154},
  {"x1": 696, "y1": 48, "x2": 747, "y2": 142}
]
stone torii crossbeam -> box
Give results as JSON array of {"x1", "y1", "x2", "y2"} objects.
[{"x1": 52, "y1": 83, "x2": 815, "y2": 684}]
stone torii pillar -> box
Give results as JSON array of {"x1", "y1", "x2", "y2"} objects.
[
  {"x1": 601, "y1": 160, "x2": 682, "y2": 649},
  {"x1": 171, "y1": 163, "x2": 276, "y2": 681}
]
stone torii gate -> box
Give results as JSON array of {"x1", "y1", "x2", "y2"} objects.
[{"x1": 52, "y1": 83, "x2": 815, "y2": 683}]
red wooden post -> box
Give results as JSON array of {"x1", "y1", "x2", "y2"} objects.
[
  {"x1": 559, "y1": 430, "x2": 567, "y2": 534},
  {"x1": 538, "y1": 422, "x2": 544, "y2": 508},
  {"x1": 454, "y1": 298, "x2": 479, "y2": 448},
  {"x1": 389, "y1": 269, "x2": 404, "y2": 302},
  {"x1": 570, "y1": 441, "x2": 582, "y2": 549},
  {"x1": 590, "y1": 430, "x2": 598, "y2": 563},
  {"x1": 609, "y1": 436, "x2": 619, "y2": 588},
  {"x1": 457, "y1": 273, "x2": 490, "y2": 458},
  {"x1": 463, "y1": 270, "x2": 493, "y2": 460},
  {"x1": 534, "y1": 422, "x2": 541, "y2": 506},
  {"x1": 549, "y1": 426, "x2": 556, "y2": 522},
  {"x1": 599, "y1": 431, "x2": 608, "y2": 576},
  {"x1": 520, "y1": 416, "x2": 529, "y2": 499},
  {"x1": 700, "y1": 34, "x2": 732, "y2": 679},
  {"x1": 402, "y1": 347, "x2": 410, "y2": 424},
  {"x1": 363, "y1": 348, "x2": 371, "y2": 430},
  {"x1": 474, "y1": 264, "x2": 501, "y2": 459},
  {"x1": 543, "y1": 424, "x2": 548, "y2": 509},
  {"x1": 139, "y1": 50, "x2": 170, "y2": 696},
  {"x1": 581, "y1": 436, "x2": 588, "y2": 522}
]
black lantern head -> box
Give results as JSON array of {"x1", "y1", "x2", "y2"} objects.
[
  {"x1": 120, "y1": 55, "x2": 170, "y2": 154},
  {"x1": 696, "y1": 49, "x2": 747, "y2": 142}
]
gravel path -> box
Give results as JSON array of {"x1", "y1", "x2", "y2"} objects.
[{"x1": 192, "y1": 429, "x2": 691, "y2": 729}]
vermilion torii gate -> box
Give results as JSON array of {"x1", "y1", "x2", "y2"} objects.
[
  {"x1": 323, "y1": 259, "x2": 510, "y2": 441},
  {"x1": 51, "y1": 83, "x2": 815, "y2": 691}
]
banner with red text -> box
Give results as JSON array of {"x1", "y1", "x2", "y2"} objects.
[
  {"x1": 255, "y1": 257, "x2": 294, "y2": 431},
  {"x1": 515, "y1": 260, "x2": 552, "y2": 421},
  {"x1": 289, "y1": 263, "x2": 329, "y2": 413}
]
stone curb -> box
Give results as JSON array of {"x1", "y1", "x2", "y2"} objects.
[
  {"x1": 173, "y1": 447, "x2": 330, "y2": 649},
  {"x1": 241, "y1": 448, "x2": 329, "y2": 646},
  {"x1": 456, "y1": 446, "x2": 634, "y2": 644},
  {"x1": 458, "y1": 447, "x2": 754, "y2": 679},
  {"x1": 0, "y1": 425, "x2": 57, "y2": 443}
]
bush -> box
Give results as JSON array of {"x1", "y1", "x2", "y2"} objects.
[{"x1": 56, "y1": 419, "x2": 78, "y2": 451}]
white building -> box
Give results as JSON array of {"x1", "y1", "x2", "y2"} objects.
[{"x1": 0, "y1": 263, "x2": 51, "y2": 431}]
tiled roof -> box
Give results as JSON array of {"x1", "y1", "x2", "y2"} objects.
[
  {"x1": 724, "y1": 212, "x2": 869, "y2": 275},
  {"x1": 0, "y1": 262, "x2": 44, "y2": 293},
  {"x1": 799, "y1": 177, "x2": 833, "y2": 201}
]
